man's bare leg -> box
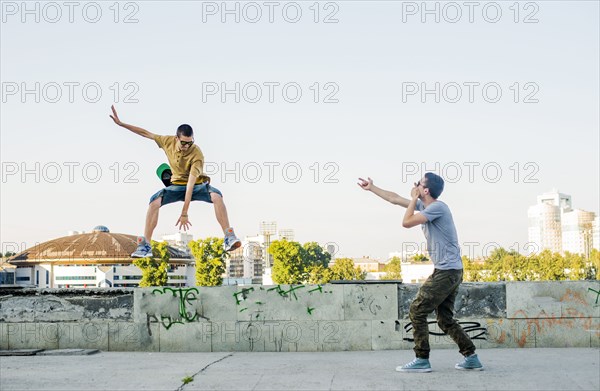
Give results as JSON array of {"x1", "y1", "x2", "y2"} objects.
[
  {"x1": 144, "y1": 197, "x2": 162, "y2": 242},
  {"x1": 211, "y1": 192, "x2": 240, "y2": 251},
  {"x1": 210, "y1": 192, "x2": 231, "y2": 231}
]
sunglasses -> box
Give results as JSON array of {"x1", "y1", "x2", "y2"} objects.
[
  {"x1": 178, "y1": 139, "x2": 194, "y2": 146},
  {"x1": 416, "y1": 180, "x2": 427, "y2": 188}
]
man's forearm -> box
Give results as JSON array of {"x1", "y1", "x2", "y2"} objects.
[
  {"x1": 403, "y1": 198, "x2": 418, "y2": 226},
  {"x1": 182, "y1": 186, "x2": 193, "y2": 215},
  {"x1": 370, "y1": 185, "x2": 404, "y2": 205},
  {"x1": 182, "y1": 176, "x2": 197, "y2": 215}
]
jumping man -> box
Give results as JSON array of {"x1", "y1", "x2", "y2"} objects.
[{"x1": 110, "y1": 105, "x2": 242, "y2": 257}]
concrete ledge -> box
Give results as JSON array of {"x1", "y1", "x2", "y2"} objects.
[{"x1": 1, "y1": 282, "x2": 599, "y2": 351}]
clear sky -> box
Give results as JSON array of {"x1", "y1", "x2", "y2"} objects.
[{"x1": 1, "y1": 0, "x2": 599, "y2": 260}]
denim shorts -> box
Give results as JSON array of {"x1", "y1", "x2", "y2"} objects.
[{"x1": 149, "y1": 183, "x2": 223, "y2": 206}]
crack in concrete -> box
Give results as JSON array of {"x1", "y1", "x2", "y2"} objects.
[
  {"x1": 251, "y1": 373, "x2": 265, "y2": 391},
  {"x1": 175, "y1": 353, "x2": 234, "y2": 391},
  {"x1": 328, "y1": 373, "x2": 336, "y2": 391}
]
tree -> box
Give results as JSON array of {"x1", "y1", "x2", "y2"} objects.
[
  {"x1": 133, "y1": 240, "x2": 169, "y2": 287},
  {"x1": 461, "y1": 246, "x2": 598, "y2": 282},
  {"x1": 380, "y1": 256, "x2": 402, "y2": 280},
  {"x1": 534, "y1": 250, "x2": 567, "y2": 281},
  {"x1": 303, "y1": 242, "x2": 331, "y2": 269},
  {"x1": 330, "y1": 258, "x2": 366, "y2": 281},
  {"x1": 564, "y1": 252, "x2": 587, "y2": 280},
  {"x1": 411, "y1": 253, "x2": 429, "y2": 263},
  {"x1": 270, "y1": 240, "x2": 335, "y2": 284},
  {"x1": 190, "y1": 237, "x2": 226, "y2": 286},
  {"x1": 462, "y1": 255, "x2": 485, "y2": 282},
  {"x1": 484, "y1": 248, "x2": 520, "y2": 281},
  {"x1": 590, "y1": 249, "x2": 600, "y2": 280},
  {"x1": 306, "y1": 264, "x2": 333, "y2": 284},
  {"x1": 270, "y1": 239, "x2": 306, "y2": 284}
]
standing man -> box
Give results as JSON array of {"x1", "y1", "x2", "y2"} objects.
[
  {"x1": 110, "y1": 105, "x2": 241, "y2": 257},
  {"x1": 358, "y1": 173, "x2": 483, "y2": 372}
]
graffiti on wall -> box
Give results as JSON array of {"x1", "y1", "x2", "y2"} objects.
[
  {"x1": 402, "y1": 321, "x2": 487, "y2": 342},
  {"x1": 151, "y1": 287, "x2": 200, "y2": 330},
  {"x1": 588, "y1": 287, "x2": 600, "y2": 306},
  {"x1": 233, "y1": 284, "x2": 333, "y2": 317}
]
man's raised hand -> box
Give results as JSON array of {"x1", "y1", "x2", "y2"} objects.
[
  {"x1": 109, "y1": 105, "x2": 123, "y2": 126},
  {"x1": 358, "y1": 177, "x2": 373, "y2": 191}
]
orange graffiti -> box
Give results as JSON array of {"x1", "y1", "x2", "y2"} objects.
[{"x1": 560, "y1": 289, "x2": 587, "y2": 306}]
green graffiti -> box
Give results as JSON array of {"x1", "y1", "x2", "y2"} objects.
[
  {"x1": 233, "y1": 284, "x2": 333, "y2": 317},
  {"x1": 589, "y1": 287, "x2": 600, "y2": 305},
  {"x1": 268, "y1": 284, "x2": 306, "y2": 300},
  {"x1": 267, "y1": 285, "x2": 283, "y2": 294},
  {"x1": 152, "y1": 287, "x2": 200, "y2": 329},
  {"x1": 233, "y1": 287, "x2": 255, "y2": 305},
  {"x1": 308, "y1": 285, "x2": 323, "y2": 293}
]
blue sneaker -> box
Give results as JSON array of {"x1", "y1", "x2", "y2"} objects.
[
  {"x1": 223, "y1": 229, "x2": 241, "y2": 252},
  {"x1": 396, "y1": 358, "x2": 432, "y2": 373},
  {"x1": 455, "y1": 354, "x2": 484, "y2": 371},
  {"x1": 131, "y1": 238, "x2": 153, "y2": 258},
  {"x1": 224, "y1": 234, "x2": 241, "y2": 252}
]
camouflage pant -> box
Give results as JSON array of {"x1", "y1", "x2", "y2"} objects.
[{"x1": 408, "y1": 268, "x2": 476, "y2": 359}]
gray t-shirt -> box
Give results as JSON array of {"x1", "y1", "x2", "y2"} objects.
[{"x1": 416, "y1": 199, "x2": 462, "y2": 270}]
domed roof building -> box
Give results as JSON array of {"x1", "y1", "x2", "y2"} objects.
[{"x1": 8, "y1": 226, "x2": 194, "y2": 288}]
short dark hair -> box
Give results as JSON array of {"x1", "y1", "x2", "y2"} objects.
[
  {"x1": 424, "y1": 172, "x2": 444, "y2": 199},
  {"x1": 176, "y1": 124, "x2": 193, "y2": 138}
]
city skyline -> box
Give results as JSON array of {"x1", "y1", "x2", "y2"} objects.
[{"x1": 4, "y1": 187, "x2": 598, "y2": 262}]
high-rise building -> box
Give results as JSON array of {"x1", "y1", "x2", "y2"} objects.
[
  {"x1": 528, "y1": 190, "x2": 597, "y2": 256},
  {"x1": 562, "y1": 209, "x2": 596, "y2": 257},
  {"x1": 536, "y1": 190, "x2": 572, "y2": 211},
  {"x1": 259, "y1": 221, "x2": 277, "y2": 268},
  {"x1": 225, "y1": 241, "x2": 264, "y2": 280},
  {"x1": 247, "y1": 222, "x2": 296, "y2": 269},
  {"x1": 528, "y1": 202, "x2": 563, "y2": 253}
]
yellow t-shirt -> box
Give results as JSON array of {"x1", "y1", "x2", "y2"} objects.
[{"x1": 154, "y1": 135, "x2": 210, "y2": 185}]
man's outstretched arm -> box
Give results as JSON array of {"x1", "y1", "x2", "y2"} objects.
[
  {"x1": 109, "y1": 105, "x2": 156, "y2": 140},
  {"x1": 357, "y1": 177, "x2": 412, "y2": 208}
]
